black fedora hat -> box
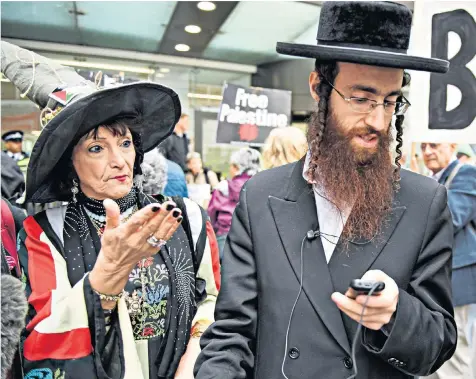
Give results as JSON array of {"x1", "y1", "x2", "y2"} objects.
[
  {"x1": 1, "y1": 41, "x2": 181, "y2": 203},
  {"x1": 277, "y1": 1, "x2": 449, "y2": 74}
]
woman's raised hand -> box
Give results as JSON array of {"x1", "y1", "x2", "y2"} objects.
[
  {"x1": 89, "y1": 198, "x2": 183, "y2": 300},
  {"x1": 100, "y1": 198, "x2": 183, "y2": 269}
]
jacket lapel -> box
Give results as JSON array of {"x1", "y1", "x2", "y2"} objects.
[
  {"x1": 438, "y1": 160, "x2": 459, "y2": 185},
  {"x1": 268, "y1": 159, "x2": 351, "y2": 354},
  {"x1": 327, "y1": 204, "x2": 406, "y2": 295}
]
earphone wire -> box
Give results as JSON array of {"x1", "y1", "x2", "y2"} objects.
[
  {"x1": 281, "y1": 228, "x2": 382, "y2": 379},
  {"x1": 281, "y1": 184, "x2": 381, "y2": 378},
  {"x1": 281, "y1": 235, "x2": 306, "y2": 379},
  {"x1": 346, "y1": 283, "x2": 381, "y2": 379}
]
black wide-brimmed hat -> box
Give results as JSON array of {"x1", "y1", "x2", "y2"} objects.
[
  {"x1": 1, "y1": 41, "x2": 181, "y2": 203},
  {"x1": 277, "y1": 1, "x2": 449, "y2": 73}
]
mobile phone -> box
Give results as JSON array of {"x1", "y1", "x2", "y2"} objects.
[{"x1": 347, "y1": 280, "x2": 385, "y2": 299}]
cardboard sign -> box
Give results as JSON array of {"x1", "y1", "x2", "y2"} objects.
[
  {"x1": 216, "y1": 83, "x2": 292, "y2": 146},
  {"x1": 408, "y1": 1, "x2": 476, "y2": 143}
]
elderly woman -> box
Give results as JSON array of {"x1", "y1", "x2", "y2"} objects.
[
  {"x1": 2, "y1": 42, "x2": 220, "y2": 379},
  {"x1": 207, "y1": 148, "x2": 261, "y2": 259},
  {"x1": 142, "y1": 149, "x2": 169, "y2": 196},
  {"x1": 142, "y1": 149, "x2": 189, "y2": 198},
  {"x1": 261, "y1": 126, "x2": 308, "y2": 169}
]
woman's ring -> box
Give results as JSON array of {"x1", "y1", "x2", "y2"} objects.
[{"x1": 146, "y1": 235, "x2": 167, "y2": 249}]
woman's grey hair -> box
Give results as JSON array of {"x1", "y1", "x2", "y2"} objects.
[
  {"x1": 141, "y1": 149, "x2": 168, "y2": 195},
  {"x1": 230, "y1": 148, "x2": 262, "y2": 176}
]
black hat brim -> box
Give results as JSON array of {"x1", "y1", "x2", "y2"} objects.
[
  {"x1": 276, "y1": 42, "x2": 449, "y2": 74},
  {"x1": 26, "y1": 82, "x2": 181, "y2": 203}
]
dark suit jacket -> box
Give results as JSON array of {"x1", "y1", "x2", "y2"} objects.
[
  {"x1": 158, "y1": 133, "x2": 189, "y2": 171},
  {"x1": 1, "y1": 152, "x2": 25, "y2": 203},
  {"x1": 194, "y1": 159, "x2": 457, "y2": 379}
]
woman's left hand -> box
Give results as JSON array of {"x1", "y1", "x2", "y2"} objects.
[{"x1": 174, "y1": 337, "x2": 201, "y2": 379}]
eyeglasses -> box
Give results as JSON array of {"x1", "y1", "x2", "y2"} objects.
[{"x1": 323, "y1": 78, "x2": 411, "y2": 116}]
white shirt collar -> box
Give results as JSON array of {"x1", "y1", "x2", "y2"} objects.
[{"x1": 6, "y1": 151, "x2": 22, "y2": 160}]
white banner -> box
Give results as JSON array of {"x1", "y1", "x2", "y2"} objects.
[{"x1": 408, "y1": 1, "x2": 476, "y2": 143}]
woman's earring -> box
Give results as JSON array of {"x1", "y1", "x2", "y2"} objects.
[{"x1": 71, "y1": 179, "x2": 79, "y2": 203}]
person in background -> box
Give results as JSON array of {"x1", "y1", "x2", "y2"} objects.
[
  {"x1": 399, "y1": 151, "x2": 421, "y2": 173},
  {"x1": 261, "y1": 126, "x2": 308, "y2": 169},
  {"x1": 1, "y1": 197, "x2": 26, "y2": 280},
  {"x1": 421, "y1": 142, "x2": 476, "y2": 379},
  {"x1": 185, "y1": 152, "x2": 219, "y2": 190},
  {"x1": 456, "y1": 144, "x2": 475, "y2": 165},
  {"x1": 2, "y1": 130, "x2": 29, "y2": 162},
  {"x1": 141, "y1": 149, "x2": 169, "y2": 197},
  {"x1": 142, "y1": 149, "x2": 189, "y2": 198},
  {"x1": 1, "y1": 274, "x2": 27, "y2": 379},
  {"x1": 1, "y1": 196, "x2": 27, "y2": 379},
  {"x1": 165, "y1": 159, "x2": 189, "y2": 198},
  {"x1": 2, "y1": 130, "x2": 30, "y2": 176},
  {"x1": 1, "y1": 151, "x2": 25, "y2": 203},
  {"x1": 158, "y1": 113, "x2": 190, "y2": 171},
  {"x1": 207, "y1": 148, "x2": 261, "y2": 260}
]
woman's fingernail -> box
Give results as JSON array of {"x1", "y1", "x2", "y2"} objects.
[
  {"x1": 166, "y1": 204, "x2": 174, "y2": 211},
  {"x1": 152, "y1": 206, "x2": 160, "y2": 212},
  {"x1": 177, "y1": 216, "x2": 183, "y2": 223},
  {"x1": 172, "y1": 210, "x2": 181, "y2": 218}
]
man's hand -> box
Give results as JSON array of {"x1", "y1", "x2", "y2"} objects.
[{"x1": 331, "y1": 270, "x2": 399, "y2": 330}]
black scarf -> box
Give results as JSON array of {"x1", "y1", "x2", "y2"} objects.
[{"x1": 63, "y1": 187, "x2": 138, "y2": 286}]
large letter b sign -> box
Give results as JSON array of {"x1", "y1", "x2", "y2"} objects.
[{"x1": 429, "y1": 9, "x2": 476, "y2": 130}]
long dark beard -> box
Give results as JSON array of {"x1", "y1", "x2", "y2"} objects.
[{"x1": 307, "y1": 109, "x2": 395, "y2": 241}]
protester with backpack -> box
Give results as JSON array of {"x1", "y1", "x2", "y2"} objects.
[
  {"x1": 2, "y1": 41, "x2": 220, "y2": 379},
  {"x1": 185, "y1": 152, "x2": 219, "y2": 190},
  {"x1": 207, "y1": 148, "x2": 261, "y2": 260}
]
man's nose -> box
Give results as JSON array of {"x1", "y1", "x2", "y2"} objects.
[{"x1": 364, "y1": 106, "x2": 388, "y2": 133}]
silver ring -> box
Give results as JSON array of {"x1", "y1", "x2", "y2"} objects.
[{"x1": 146, "y1": 235, "x2": 167, "y2": 249}]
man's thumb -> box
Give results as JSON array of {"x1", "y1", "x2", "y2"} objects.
[{"x1": 104, "y1": 199, "x2": 120, "y2": 230}]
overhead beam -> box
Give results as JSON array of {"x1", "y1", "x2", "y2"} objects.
[{"x1": 3, "y1": 38, "x2": 257, "y2": 74}]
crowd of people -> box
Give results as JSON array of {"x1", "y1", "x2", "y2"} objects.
[{"x1": 1, "y1": 2, "x2": 475, "y2": 379}]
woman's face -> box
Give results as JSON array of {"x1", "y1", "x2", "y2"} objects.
[
  {"x1": 229, "y1": 164, "x2": 239, "y2": 178},
  {"x1": 187, "y1": 157, "x2": 202, "y2": 175},
  {"x1": 72, "y1": 126, "x2": 136, "y2": 200}
]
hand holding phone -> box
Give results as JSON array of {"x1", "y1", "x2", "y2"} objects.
[
  {"x1": 332, "y1": 270, "x2": 398, "y2": 332},
  {"x1": 346, "y1": 279, "x2": 385, "y2": 299}
]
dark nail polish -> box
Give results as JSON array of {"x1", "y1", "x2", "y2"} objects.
[
  {"x1": 172, "y1": 210, "x2": 181, "y2": 218},
  {"x1": 177, "y1": 216, "x2": 183, "y2": 223},
  {"x1": 152, "y1": 206, "x2": 160, "y2": 212},
  {"x1": 166, "y1": 204, "x2": 174, "y2": 211}
]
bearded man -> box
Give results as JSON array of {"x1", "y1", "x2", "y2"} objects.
[{"x1": 194, "y1": 2, "x2": 457, "y2": 379}]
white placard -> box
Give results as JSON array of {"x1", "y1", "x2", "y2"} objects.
[{"x1": 407, "y1": 1, "x2": 476, "y2": 143}]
